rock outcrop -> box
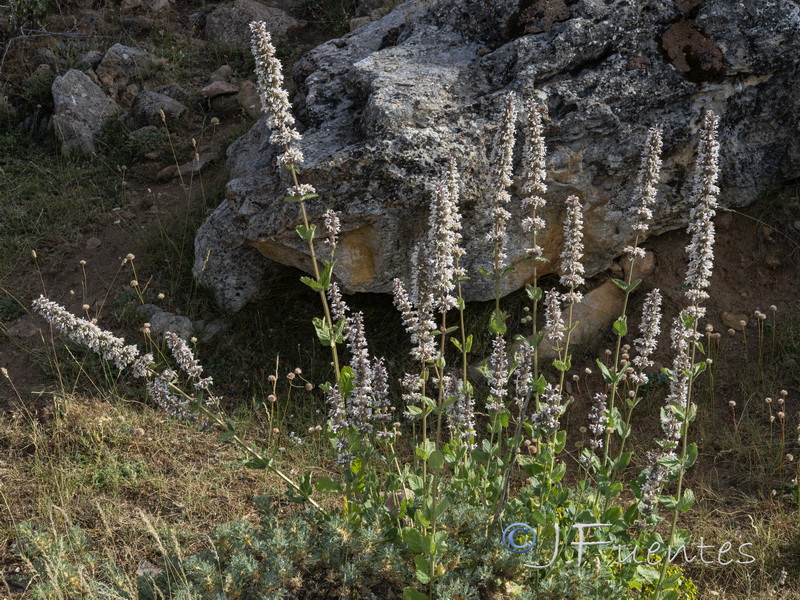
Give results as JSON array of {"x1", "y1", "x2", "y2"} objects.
[
  {"x1": 196, "y1": 0, "x2": 800, "y2": 312},
  {"x1": 204, "y1": 0, "x2": 306, "y2": 51},
  {"x1": 52, "y1": 69, "x2": 118, "y2": 155}
]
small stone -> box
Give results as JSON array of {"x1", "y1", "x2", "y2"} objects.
[
  {"x1": 176, "y1": 151, "x2": 219, "y2": 178},
  {"x1": 128, "y1": 427, "x2": 145, "y2": 436},
  {"x1": 156, "y1": 164, "x2": 178, "y2": 181},
  {"x1": 85, "y1": 236, "x2": 102, "y2": 250},
  {"x1": 722, "y1": 311, "x2": 748, "y2": 331},
  {"x1": 149, "y1": 311, "x2": 193, "y2": 340},
  {"x1": 209, "y1": 64, "x2": 232, "y2": 83},
  {"x1": 236, "y1": 80, "x2": 262, "y2": 120},
  {"x1": 765, "y1": 254, "x2": 781, "y2": 268},
  {"x1": 201, "y1": 81, "x2": 239, "y2": 98}
]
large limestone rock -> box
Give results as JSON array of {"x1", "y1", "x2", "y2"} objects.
[
  {"x1": 196, "y1": 0, "x2": 800, "y2": 312},
  {"x1": 204, "y1": 0, "x2": 306, "y2": 51},
  {"x1": 95, "y1": 43, "x2": 154, "y2": 101},
  {"x1": 52, "y1": 69, "x2": 118, "y2": 155}
]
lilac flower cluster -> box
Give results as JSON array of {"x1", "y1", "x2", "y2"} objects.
[
  {"x1": 631, "y1": 289, "x2": 662, "y2": 384},
  {"x1": 32, "y1": 296, "x2": 152, "y2": 379},
  {"x1": 683, "y1": 111, "x2": 720, "y2": 316},
  {"x1": 486, "y1": 336, "x2": 508, "y2": 412},
  {"x1": 445, "y1": 377, "x2": 476, "y2": 448},
  {"x1": 624, "y1": 127, "x2": 663, "y2": 258},
  {"x1": 560, "y1": 195, "x2": 585, "y2": 303},
  {"x1": 520, "y1": 99, "x2": 548, "y2": 259},
  {"x1": 530, "y1": 384, "x2": 563, "y2": 435},
  {"x1": 587, "y1": 392, "x2": 608, "y2": 452},
  {"x1": 487, "y1": 93, "x2": 517, "y2": 273}
]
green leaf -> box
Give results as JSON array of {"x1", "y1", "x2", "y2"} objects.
[
  {"x1": 428, "y1": 450, "x2": 444, "y2": 472},
  {"x1": 489, "y1": 310, "x2": 508, "y2": 335},
  {"x1": 285, "y1": 192, "x2": 319, "y2": 203},
  {"x1": 636, "y1": 564, "x2": 660, "y2": 584},
  {"x1": 338, "y1": 366, "x2": 355, "y2": 397},
  {"x1": 658, "y1": 455, "x2": 681, "y2": 473},
  {"x1": 554, "y1": 430, "x2": 567, "y2": 453},
  {"x1": 596, "y1": 359, "x2": 617, "y2": 384},
  {"x1": 225, "y1": 418, "x2": 236, "y2": 431},
  {"x1": 525, "y1": 284, "x2": 543, "y2": 302},
  {"x1": 407, "y1": 405, "x2": 423, "y2": 418},
  {"x1": 553, "y1": 357, "x2": 571, "y2": 372},
  {"x1": 450, "y1": 338, "x2": 462, "y2": 352},
  {"x1": 613, "y1": 452, "x2": 632, "y2": 472},
  {"x1": 433, "y1": 498, "x2": 450, "y2": 521},
  {"x1": 414, "y1": 555, "x2": 430, "y2": 584},
  {"x1": 611, "y1": 278, "x2": 628, "y2": 292},
  {"x1": 464, "y1": 334, "x2": 473, "y2": 353},
  {"x1": 402, "y1": 527, "x2": 425, "y2": 553},
  {"x1": 315, "y1": 476, "x2": 341, "y2": 493},
  {"x1": 295, "y1": 224, "x2": 317, "y2": 243},
  {"x1": 301, "y1": 276, "x2": 324, "y2": 293},
  {"x1": 551, "y1": 461, "x2": 567, "y2": 483},
  {"x1": 244, "y1": 457, "x2": 271, "y2": 470},
  {"x1": 407, "y1": 474, "x2": 424, "y2": 493},
  {"x1": 613, "y1": 315, "x2": 627, "y2": 337},
  {"x1": 312, "y1": 316, "x2": 333, "y2": 346},
  {"x1": 319, "y1": 260, "x2": 335, "y2": 290},
  {"x1": 677, "y1": 488, "x2": 695, "y2": 513},
  {"x1": 403, "y1": 588, "x2": 429, "y2": 600},
  {"x1": 684, "y1": 442, "x2": 698, "y2": 469},
  {"x1": 415, "y1": 439, "x2": 435, "y2": 460},
  {"x1": 217, "y1": 431, "x2": 235, "y2": 443}
]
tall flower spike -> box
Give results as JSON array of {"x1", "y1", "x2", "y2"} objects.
[
  {"x1": 249, "y1": 21, "x2": 305, "y2": 170},
  {"x1": 530, "y1": 383, "x2": 563, "y2": 435},
  {"x1": 164, "y1": 331, "x2": 213, "y2": 391},
  {"x1": 486, "y1": 92, "x2": 517, "y2": 273},
  {"x1": 624, "y1": 127, "x2": 663, "y2": 258},
  {"x1": 32, "y1": 296, "x2": 152, "y2": 379},
  {"x1": 427, "y1": 172, "x2": 463, "y2": 313},
  {"x1": 520, "y1": 98, "x2": 548, "y2": 258},
  {"x1": 324, "y1": 209, "x2": 340, "y2": 253},
  {"x1": 560, "y1": 195, "x2": 585, "y2": 303},
  {"x1": 345, "y1": 312, "x2": 373, "y2": 433},
  {"x1": 513, "y1": 342, "x2": 535, "y2": 409},
  {"x1": 486, "y1": 335, "x2": 508, "y2": 412},
  {"x1": 683, "y1": 111, "x2": 720, "y2": 316},
  {"x1": 632, "y1": 289, "x2": 662, "y2": 382},
  {"x1": 445, "y1": 376, "x2": 476, "y2": 448},
  {"x1": 544, "y1": 289, "x2": 564, "y2": 345}
]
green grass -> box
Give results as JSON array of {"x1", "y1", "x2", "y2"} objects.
[{"x1": 0, "y1": 133, "x2": 119, "y2": 282}]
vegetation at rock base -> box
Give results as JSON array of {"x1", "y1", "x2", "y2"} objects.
[{"x1": 1, "y1": 2, "x2": 800, "y2": 599}]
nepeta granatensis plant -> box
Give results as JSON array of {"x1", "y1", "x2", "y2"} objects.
[{"x1": 30, "y1": 19, "x2": 725, "y2": 598}]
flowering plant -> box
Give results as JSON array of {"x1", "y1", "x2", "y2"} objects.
[{"x1": 27, "y1": 22, "x2": 729, "y2": 600}]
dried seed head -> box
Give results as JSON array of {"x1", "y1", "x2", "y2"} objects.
[
  {"x1": 126, "y1": 253, "x2": 135, "y2": 261},
  {"x1": 729, "y1": 400, "x2": 736, "y2": 408},
  {"x1": 305, "y1": 382, "x2": 313, "y2": 391},
  {"x1": 268, "y1": 394, "x2": 277, "y2": 402},
  {"x1": 157, "y1": 293, "x2": 165, "y2": 300},
  {"x1": 272, "y1": 427, "x2": 280, "y2": 434}
]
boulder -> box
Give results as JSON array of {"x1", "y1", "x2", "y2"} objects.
[
  {"x1": 196, "y1": 0, "x2": 800, "y2": 312},
  {"x1": 95, "y1": 43, "x2": 154, "y2": 100},
  {"x1": 51, "y1": 69, "x2": 118, "y2": 155},
  {"x1": 201, "y1": 81, "x2": 239, "y2": 98},
  {"x1": 236, "y1": 80, "x2": 262, "y2": 119},
  {"x1": 127, "y1": 90, "x2": 187, "y2": 127},
  {"x1": 204, "y1": 0, "x2": 306, "y2": 51}
]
